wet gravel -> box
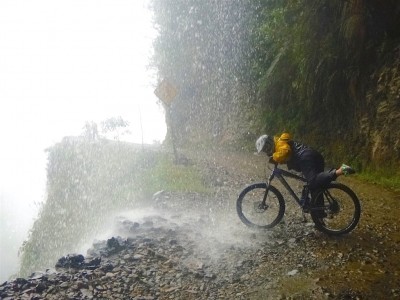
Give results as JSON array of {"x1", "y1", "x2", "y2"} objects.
[{"x1": 1, "y1": 149, "x2": 399, "y2": 299}]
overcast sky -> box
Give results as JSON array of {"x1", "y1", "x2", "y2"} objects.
[{"x1": 0, "y1": 0, "x2": 166, "y2": 281}]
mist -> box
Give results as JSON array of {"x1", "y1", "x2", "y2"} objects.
[{"x1": 0, "y1": 0, "x2": 166, "y2": 282}]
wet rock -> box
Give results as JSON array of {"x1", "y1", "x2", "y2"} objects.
[
  {"x1": 152, "y1": 190, "x2": 165, "y2": 202},
  {"x1": 84, "y1": 257, "x2": 101, "y2": 269},
  {"x1": 106, "y1": 237, "x2": 124, "y2": 254},
  {"x1": 55, "y1": 254, "x2": 101, "y2": 271},
  {"x1": 55, "y1": 254, "x2": 85, "y2": 268},
  {"x1": 287, "y1": 269, "x2": 299, "y2": 276}
]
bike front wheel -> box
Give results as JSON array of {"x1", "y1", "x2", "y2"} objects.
[
  {"x1": 237, "y1": 183, "x2": 285, "y2": 229},
  {"x1": 310, "y1": 182, "x2": 361, "y2": 235}
]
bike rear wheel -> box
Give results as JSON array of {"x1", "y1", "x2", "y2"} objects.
[
  {"x1": 237, "y1": 183, "x2": 285, "y2": 229},
  {"x1": 310, "y1": 182, "x2": 361, "y2": 235}
]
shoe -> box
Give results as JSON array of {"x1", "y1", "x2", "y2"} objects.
[{"x1": 341, "y1": 163, "x2": 355, "y2": 176}]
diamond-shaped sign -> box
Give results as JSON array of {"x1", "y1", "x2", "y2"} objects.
[{"x1": 154, "y1": 79, "x2": 178, "y2": 106}]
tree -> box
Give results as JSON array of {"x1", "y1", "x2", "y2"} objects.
[{"x1": 100, "y1": 117, "x2": 130, "y2": 141}]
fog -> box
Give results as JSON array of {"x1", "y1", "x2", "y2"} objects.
[{"x1": 0, "y1": 0, "x2": 165, "y2": 282}]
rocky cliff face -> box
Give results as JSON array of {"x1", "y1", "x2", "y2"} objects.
[
  {"x1": 156, "y1": 2, "x2": 400, "y2": 173},
  {"x1": 358, "y1": 47, "x2": 400, "y2": 169},
  {"x1": 173, "y1": 47, "x2": 400, "y2": 173}
]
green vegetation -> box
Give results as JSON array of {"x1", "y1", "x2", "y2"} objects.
[
  {"x1": 357, "y1": 169, "x2": 400, "y2": 192},
  {"x1": 150, "y1": 0, "x2": 400, "y2": 179},
  {"x1": 19, "y1": 138, "x2": 208, "y2": 277},
  {"x1": 140, "y1": 155, "x2": 210, "y2": 195}
]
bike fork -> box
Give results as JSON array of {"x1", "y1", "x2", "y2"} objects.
[{"x1": 262, "y1": 173, "x2": 275, "y2": 206}]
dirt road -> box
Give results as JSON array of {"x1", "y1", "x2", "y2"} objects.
[{"x1": 187, "y1": 148, "x2": 400, "y2": 299}]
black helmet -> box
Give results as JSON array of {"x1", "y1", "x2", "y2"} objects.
[{"x1": 256, "y1": 135, "x2": 274, "y2": 156}]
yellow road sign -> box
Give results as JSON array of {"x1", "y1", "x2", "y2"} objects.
[{"x1": 154, "y1": 79, "x2": 178, "y2": 106}]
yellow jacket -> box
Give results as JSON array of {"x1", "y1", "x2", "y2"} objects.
[{"x1": 272, "y1": 133, "x2": 292, "y2": 164}]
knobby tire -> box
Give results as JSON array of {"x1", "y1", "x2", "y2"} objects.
[
  {"x1": 310, "y1": 182, "x2": 361, "y2": 235},
  {"x1": 236, "y1": 183, "x2": 285, "y2": 229}
]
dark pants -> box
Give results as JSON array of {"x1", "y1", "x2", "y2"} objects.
[
  {"x1": 298, "y1": 149, "x2": 337, "y2": 192},
  {"x1": 298, "y1": 149, "x2": 336, "y2": 211}
]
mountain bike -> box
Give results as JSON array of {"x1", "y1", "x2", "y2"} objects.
[{"x1": 236, "y1": 163, "x2": 361, "y2": 235}]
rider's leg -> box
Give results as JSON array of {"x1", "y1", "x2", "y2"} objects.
[
  {"x1": 299, "y1": 152, "x2": 354, "y2": 219},
  {"x1": 298, "y1": 150, "x2": 330, "y2": 217},
  {"x1": 311, "y1": 169, "x2": 337, "y2": 189},
  {"x1": 298, "y1": 149, "x2": 325, "y2": 189}
]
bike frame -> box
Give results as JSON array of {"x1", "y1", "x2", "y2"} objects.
[
  {"x1": 265, "y1": 163, "x2": 307, "y2": 206},
  {"x1": 237, "y1": 159, "x2": 361, "y2": 235}
]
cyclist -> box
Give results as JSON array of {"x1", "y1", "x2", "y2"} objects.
[{"x1": 256, "y1": 133, "x2": 355, "y2": 205}]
